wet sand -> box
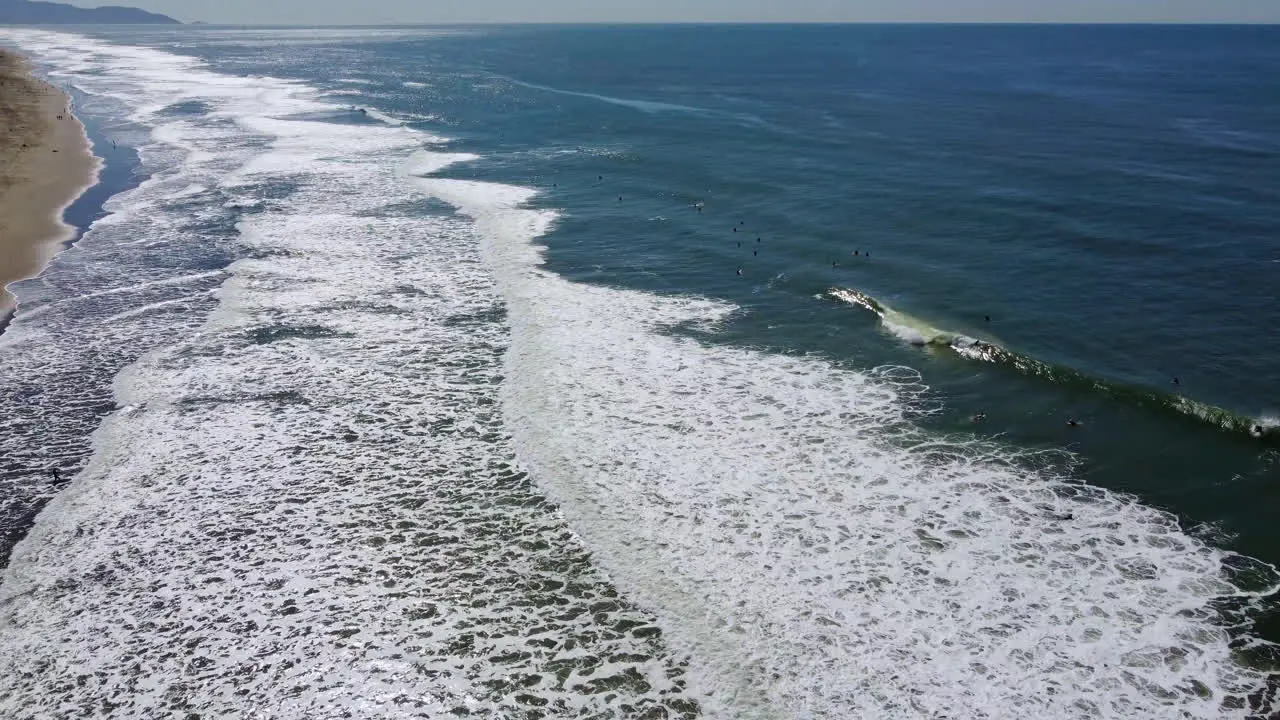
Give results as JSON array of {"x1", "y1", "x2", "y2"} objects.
[{"x1": 0, "y1": 48, "x2": 101, "y2": 323}]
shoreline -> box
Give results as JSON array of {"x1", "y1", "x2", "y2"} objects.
[{"x1": 0, "y1": 47, "x2": 102, "y2": 321}]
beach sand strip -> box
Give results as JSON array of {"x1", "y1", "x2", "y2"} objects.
[{"x1": 0, "y1": 47, "x2": 102, "y2": 322}]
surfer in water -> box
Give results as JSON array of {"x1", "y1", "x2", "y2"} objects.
[
  {"x1": 1172, "y1": 376, "x2": 1181, "y2": 386},
  {"x1": 1252, "y1": 424, "x2": 1265, "y2": 438},
  {"x1": 736, "y1": 266, "x2": 744, "y2": 277},
  {"x1": 971, "y1": 411, "x2": 987, "y2": 423},
  {"x1": 1066, "y1": 418, "x2": 1080, "y2": 428}
]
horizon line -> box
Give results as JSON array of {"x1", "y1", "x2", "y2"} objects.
[{"x1": 173, "y1": 20, "x2": 1280, "y2": 27}]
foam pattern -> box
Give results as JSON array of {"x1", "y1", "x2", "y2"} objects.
[
  {"x1": 407, "y1": 176, "x2": 1280, "y2": 718},
  {"x1": 0, "y1": 31, "x2": 699, "y2": 719},
  {"x1": 0, "y1": 32, "x2": 261, "y2": 566},
  {"x1": 1, "y1": 28, "x2": 1277, "y2": 720}
]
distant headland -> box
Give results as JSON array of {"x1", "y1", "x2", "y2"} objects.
[{"x1": 0, "y1": 0, "x2": 180, "y2": 24}]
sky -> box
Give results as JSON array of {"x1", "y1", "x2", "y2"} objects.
[{"x1": 66, "y1": 0, "x2": 1280, "y2": 26}]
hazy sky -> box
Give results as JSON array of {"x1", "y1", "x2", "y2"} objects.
[{"x1": 67, "y1": 0, "x2": 1280, "y2": 26}]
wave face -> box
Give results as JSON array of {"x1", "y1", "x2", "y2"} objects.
[
  {"x1": 0, "y1": 28, "x2": 1278, "y2": 720},
  {"x1": 828, "y1": 286, "x2": 1279, "y2": 442}
]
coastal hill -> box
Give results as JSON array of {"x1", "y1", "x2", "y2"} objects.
[{"x1": 0, "y1": 0, "x2": 180, "y2": 24}]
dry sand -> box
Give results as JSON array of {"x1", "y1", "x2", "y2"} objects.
[{"x1": 0, "y1": 48, "x2": 101, "y2": 322}]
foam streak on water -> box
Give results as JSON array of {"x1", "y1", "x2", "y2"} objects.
[
  {"x1": 0, "y1": 31, "x2": 698, "y2": 719},
  {"x1": 0, "y1": 29, "x2": 1277, "y2": 720},
  {"x1": 409, "y1": 177, "x2": 1280, "y2": 717},
  {"x1": 0, "y1": 32, "x2": 253, "y2": 566}
]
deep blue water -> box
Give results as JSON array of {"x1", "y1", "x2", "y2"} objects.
[
  {"x1": 206, "y1": 22, "x2": 1280, "y2": 567},
  {"x1": 412, "y1": 24, "x2": 1280, "y2": 416},
  {"x1": 2, "y1": 24, "x2": 1280, "y2": 718}
]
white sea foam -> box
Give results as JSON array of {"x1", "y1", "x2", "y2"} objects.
[
  {"x1": 501, "y1": 76, "x2": 718, "y2": 115},
  {"x1": 0, "y1": 29, "x2": 701, "y2": 719},
  {"x1": 9, "y1": 271, "x2": 228, "y2": 325},
  {"x1": 2, "y1": 27, "x2": 1278, "y2": 720},
  {"x1": 362, "y1": 107, "x2": 404, "y2": 126},
  {"x1": 98, "y1": 291, "x2": 216, "y2": 323},
  {"x1": 407, "y1": 176, "x2": 1280, "y2": 718},
  {"x1": 358, "y1": 108, "x2": 442, "y2": 127},
  {"x1": 0, "y1": 32, "x2": 270, "y2": 551},
  {"x1": 400, "y1": 149, "x2": 480, "y2": 178}
]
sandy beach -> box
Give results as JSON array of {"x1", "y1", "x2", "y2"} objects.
[{"x1": 0, "y1": 48, "x2": 100, "y2": 322}]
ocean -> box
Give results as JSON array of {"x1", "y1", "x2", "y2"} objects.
[{"x1": 0, "y1": 23, "x2": 1278, "y2": 718}]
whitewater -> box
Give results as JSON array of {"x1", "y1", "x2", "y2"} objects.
[{"x1": 1, "y1": 29, "x2": 1277, "y2": 719}]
